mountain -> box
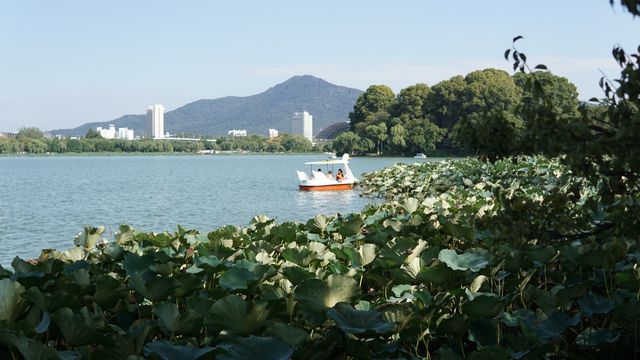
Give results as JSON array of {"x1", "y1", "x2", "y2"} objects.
[{"x1": 50, "y1": 75, "x2": 362, "y2": 137}]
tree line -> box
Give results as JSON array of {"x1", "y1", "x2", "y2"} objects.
[
  {"x1": 333, "y1": 68, "x2": 584, "y2": 159},
  {"x1": 0, "y1": 128, "x2": 321, "y2": 154}
]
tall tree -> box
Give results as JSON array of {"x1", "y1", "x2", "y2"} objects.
[
  {"x1": 364, "y1": 123, "x2": 388, "y2": 155},
  {"x1": 392, "y1": 83, "x2": 431, "y2": 119},
  {"x1": 513, "y1": 72, "x2": 580, "y2": 154},
  {"x1": 349, "y1": 85, "x2": 395, "y2": 135},
  {"x1": 423, "y1": 75, "x2": 467, "y2": 131},
  {"x1": 16, "y1": 127, "x2": 44, "y2": 140},
  {"x1": 333, "y1": 131, "x2": 361, "y2": 155},
  {"x1": 450, "y1": 68, "x2": 523, "y2": 159}
]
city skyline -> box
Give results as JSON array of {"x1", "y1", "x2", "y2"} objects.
[{"x1": 1, "y1": 1, "x2": 639, "y2": 132}]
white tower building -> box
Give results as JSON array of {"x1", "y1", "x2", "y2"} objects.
[
  {"x1": 292, "y1": 111, "x2": 313, "y2": 142},
  {"x1": 147, "y1": 104, "x2": 165, "y2": 139}
]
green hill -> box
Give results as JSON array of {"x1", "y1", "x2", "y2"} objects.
[{"x1": 51, "y1": 75, "x2": 362, "y2": 137}]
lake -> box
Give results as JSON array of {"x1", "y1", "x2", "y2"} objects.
[{"x1": 0, "y1": 154, "x2": 434, "y2": 265}]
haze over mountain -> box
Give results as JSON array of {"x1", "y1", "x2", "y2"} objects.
[{"x1": 51, "y1": 75, "x2": 362, "y2": 137}]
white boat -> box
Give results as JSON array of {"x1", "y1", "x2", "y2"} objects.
[
  {"x1": 414, "y1": 153, "x2": 427, "y2": 159},
  {"x1": 297, "y1": 154, "x2": 357, "y2": 191}
]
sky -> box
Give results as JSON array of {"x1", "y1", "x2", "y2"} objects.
[{"x1": 1, "y1": 1, "x2": 639, "y2": 133}]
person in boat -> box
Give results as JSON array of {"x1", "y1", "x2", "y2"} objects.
[
  {"x1": 327, "y1": 170, "x2": 334, "y2": 179},
  {"x1": 336, "y1": 169, "x2": 345, "y2": 181},
  {"x1": 313, "y1": 168, "x2": 323, "y2": 179}
]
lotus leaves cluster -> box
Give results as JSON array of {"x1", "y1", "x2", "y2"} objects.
[{"x1": 0, "y1": 156, "x2": 638, "y2": 359}]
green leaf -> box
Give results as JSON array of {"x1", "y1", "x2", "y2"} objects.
[
  {"x1": 264, "y1": 323, "x2": 309, "y2": 347},
  {"x1": 463, "y1": 294, "x2": 504, "y2": 319},
  {"x1": 468, "y1": 347, "x2": 510, "y2": 360},
  {"x1": 0, "y1": 330, "x2": 60, "y2": 360},
  {"x1": 468, "y1": 318, "x2": 498, "y2": 347},
  {"x1": 575, "y1": 328, "x2": 621, "y2": 347},
  {"x1": 294, "y1": 275, "x2": 359, "y2": 313},
  {"x1": 35, "y1": 311, "x2": 51, "y2": 334},
  {"x1": 219, "y1": 267, "x2": 259, "y2": 291},
  {"x1": 214, "y1": 336, "x2": 294, "y2": 360},
  {"x1": 154, "y1": 302, "x2": 180, "y2": 333},
  {"x1": 513, "y1": 35, "x2": 523, "y2": 43},
  {"x1": 206, "y1": 295, "x2": 269, "y2": 336},
  {"x1": 0, "y1": 278, "x2": 24, "y2": 321},
  {"x1": 438, "y1": 248, "x2": 490, "y2": 272},
  {"x1": 326, "y1": 303, "x2": 394, "y2": 335},
  {"x1": 534, "y1": 64, "x2": 548, "y2": 70},
  {"x1": 577, "y1": 292, "x2": 615, "y2": 317},
  {"x1": 535, "y1": 312, "x2": 581, "y2": 344},
  {"x1": 144, "y1": 340, "x2": 215, "y2": 360},
  {"x1": 129, "y1": 275, "x2": 179, "y2": 302},
  {"x1": 123, "y1": 252, "x2": 156, "y2": 277},
  {"x1": 52, "y1": 307, "x2": 103, "y2": 347},
  {"x1": 306, "y1": 214, "x2": 330, "y2": 235}
]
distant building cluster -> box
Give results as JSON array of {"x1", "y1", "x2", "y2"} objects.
[
  {"x1": 268, "y1": 128, "x2": 279, "y2": 138},
  {"x1": 147, "y1": 104, "x2": 165, "y2": 139},
  {"x1": 96, "y1": 124, "x2": 134, "y2": 140},
  {"x1": 228, "y1": 129, "x2": 247, "y2": 137},
  {"x1": 292, "y1": 111, "x2": 313, "y2": 142}
]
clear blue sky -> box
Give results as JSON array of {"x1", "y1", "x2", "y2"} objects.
[{"x1": 1, "y1": 1, "x2": 638, "y2": 132}]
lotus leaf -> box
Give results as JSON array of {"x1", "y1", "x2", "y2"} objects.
[
  {"x1": 123, "y1": 253, "x2": 156, "y2": 278},
  {"x1": 438, "y1": 248, "x2": 490, "y2": 272},
  {"x1": 326, "y1": 302, "x2": 395, "y2": 335},
  {"x1": 219, "y1": 267, "x2": 259, "y2": 291},
  {"x1": 534, "y1": 312, "x2": 581, "y2": 344},
  {"x1": 214, "y1": 336, "x2": 294, "y2": 360},
  {"x1": 463, "y1": 294, "x2": 504, "y2": 319},
  {"x1": 143, "y1": 340, "x2": 215, "y2": 360},
  {"x1": 468, "y1": 318, "x2": 498, "y2": 347},
  {"x1": 53, "y1": 307, "x2": 104, "y2": 347},
  {"x1": 575, "y1": 327, "x2": 621, "y2": 347},
  {"x1": 74, "y1": 226, "x2": 105, "y2": 249},
  {"x1": 34, "y1": 311, "x2": 51, "y2": 334},
  {"x1": 437, "y1": 314, "x2": 468, "y2": 336},
  {"x1": 294, "y1": 275, "x2": 359, "y2": 313},
  {"x1": 0, "y1": 330, "x2": 60, "y2": 360},
  {"x1": 264, "y1": 323, "x2": 309, "y2": 346},
  {"x1": 306, "y1": 214, "x2": 330, "y2": 235},
  {"x1": 0, "y1": 279, "x2": 24, "y2": 321},
  {"x1": 206, "y1": 295, "x2": 269, "y2": 335},
  {"x1": 128, "y1": 275, "x2": 179, "y2": 301},
  {"x1": 577, "y1": 292, "x2": 615, "y2": 317}
]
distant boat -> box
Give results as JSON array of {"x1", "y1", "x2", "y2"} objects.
[
  {"x1": 297, "y1": 154, "x2": 357, "y2": 191},
  {"x1": 324, "y1": 152, "x2": 337, "y2": 159},
  {"x1": 414, "y1": 153, "x2": 427, "y2": 159}
]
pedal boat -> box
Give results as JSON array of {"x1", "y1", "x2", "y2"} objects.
[{"x1": 297, "y1": 154, "x2": 357, "y2": 191}]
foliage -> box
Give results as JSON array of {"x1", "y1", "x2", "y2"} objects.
[
  {"x1": 0, "y1": 154, "x2": 638, "y2": 358},
  {"x1": 0, "y1": 133, "x2": 316, "y2": 155}
]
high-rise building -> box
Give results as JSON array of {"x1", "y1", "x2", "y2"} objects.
[
  {"x1": 268, "y1": 129, "x2": 279, "y2": 138},
  {"x1": 147, "y1": 104, "x2": 165, "y2": 139},
  {"x1": 292, "y1": 111, "x2": 313, "y2": 142}
]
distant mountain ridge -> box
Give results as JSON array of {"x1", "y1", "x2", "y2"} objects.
[{"x1": 51, "y1": 75, "x2": 362, "y2": 137}]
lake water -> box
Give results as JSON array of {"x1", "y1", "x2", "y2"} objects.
[{"x1": 0, "y1": 154, "x2": 428, "y2": 265}]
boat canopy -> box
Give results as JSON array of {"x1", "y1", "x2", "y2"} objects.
[{"x1": 304, "y1": 159, "x2": 349, "y2": 165}]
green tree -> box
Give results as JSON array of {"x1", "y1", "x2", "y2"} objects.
[
  {"x1": 450, "y1": 68, "x2": 523, "y2": 159},
  {"x1": 85, "y1": 128, "x2": 103, "y2": 139},
  {"x1": 15, "y1": 127, "x2": 44, "y2": 140},
  {"x1": 364, "y1": 123, "x2": 388, "y2": 155},
  {"x1": 423, "y1": 75, "x2": 467, "y2": 131},
  {"x1": 392, "y1": 83, "x2": 431, "y2": 119},
  {"x1": 388, "y1": 124, "x2": 407, "y2": 154},
  {"x1": 405, "y1": 118, "x2": 447, "y2": 155},
  {"x1": 513, "y1": 72, "x2": 580, "y2": 154},
  {"x1": 333, "y1": 131, "x2": 361, "y2": 155},
  {"x1": 349, "y1": 85, "x2": 395, "y2": 134}
]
